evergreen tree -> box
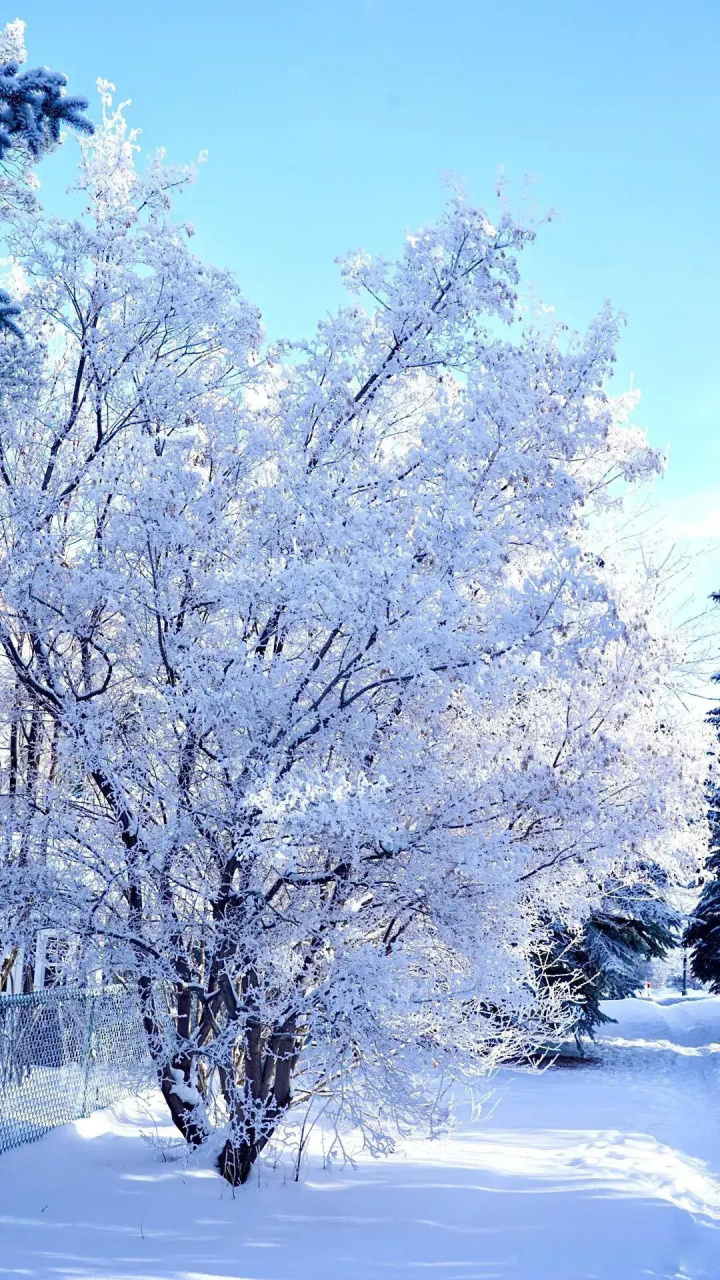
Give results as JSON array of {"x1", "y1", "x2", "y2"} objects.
[
  {"x1": 0, "y1": 59, "x2": 93, "y2": 162},
  {"x1": 541, "y1": 876, "x2": 681, "y2": 1045},
  {"x1": 0, "y1": 20, "x2": 93, "y2": 337},
  {"x1": 0, "y1": 20, "x2": 92, "y2": 163},
  {"x1": 0, "y1": 289, "x2": 21, "y2": 338},
  {"x1": 685, "y1": 751, "x2": 720, "y2": 987}
]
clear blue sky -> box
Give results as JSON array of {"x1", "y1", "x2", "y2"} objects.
[{"x1": 15, "y1": 0, "x2": 720, "y2": 597}]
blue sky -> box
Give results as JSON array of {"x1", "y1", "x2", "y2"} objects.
[{"x1": 15, "y1": 0, "x2": 720, "y2": 601}]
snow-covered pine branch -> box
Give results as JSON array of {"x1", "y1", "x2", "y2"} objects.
[{"x1": 0, "y1": 19, "x2": 93, "y2": 338}]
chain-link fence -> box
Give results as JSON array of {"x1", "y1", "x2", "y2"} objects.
[{"x1": 0, "y1": 986, "x2": 153, "y2": 1155}]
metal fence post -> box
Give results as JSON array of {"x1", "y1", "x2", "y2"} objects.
[{"x1": 80, "y1": 992, "x2": 96, "y2": 1119}]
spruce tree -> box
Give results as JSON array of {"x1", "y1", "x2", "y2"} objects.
[
  {"x1": 0, "y1": 19, "x2": 92, "y2": 162},
  {"x1": 0, "y1": 59, "x2": 92, "y2": 162},
  {"x1": 685, "y1": 753, "x2": 720, "y2": 987},
  {"x1": 541, "y1": 875, "x2": 681, "y2": 1044},
  {"x1": 0, "y1": 20, "x2": 93, "y2": 337}
]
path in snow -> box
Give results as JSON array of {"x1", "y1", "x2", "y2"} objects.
[{"x1": 1, "y1": 994, "x2": 720, "y2": 1279}]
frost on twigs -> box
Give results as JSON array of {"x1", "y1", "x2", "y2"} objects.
[
  {"x1": 0, "y1": 20, "x2": 26, "y2": 66},
  {"x1": 0, "y1": 89, "x2": 708, "y2": 1186}
]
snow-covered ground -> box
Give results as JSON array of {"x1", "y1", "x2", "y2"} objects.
[{"x1": 1, "y1": 993, "x2": 720, "y2": 1280}]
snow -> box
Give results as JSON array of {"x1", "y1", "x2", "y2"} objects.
[{"x1": 1, "y1": 994, "x2": 720, "y2": 1279}]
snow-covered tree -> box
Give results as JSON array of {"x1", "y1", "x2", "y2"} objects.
[
  {"x1": 0, "y1": 23, "x2": 92, "y2": 162},
  {"x1": 686, "y1": 715, "x2": 720, "y2": 986},
  {"x1": 0, "y1": 19, "x2": 93, "y2": 338},
  {"x1": 539, "y1": 871, "x2": 682, "y2": 1045},
  {"x1": 0, "y1": 91, "x2": 707, "y2": 1183}
]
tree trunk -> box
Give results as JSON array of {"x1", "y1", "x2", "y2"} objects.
[
  {"x1": 218, "y1": 1135, "x2": 258, "y2": 1186},
  {"x1": 215, "y1": 1025, "x2": 297, "y2": 1186},
  {"x1": 136, "y1": 974, "x2": 207, "y2": 1149},
  {"x1": 157, "y1": 1063, "x2": 207, "y2": 1149},
  {"x1": 217, "y1": 1120, "x2": 277, "y2": 1185}
]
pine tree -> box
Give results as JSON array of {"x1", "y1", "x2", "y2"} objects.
[
  {"x1": 0, "y1": 59, "x2": 93, "y2": 162},
  {"x1": 0, "y1": 20, "x2": 93, "y2": 337},
  {"x1": 541, "y1": 876, "x2": 681, "y2": 1044},
  {"x1": 0, "y1": 289, "x2": 21, "y2": 338},
  {"x1": 685, "y1": 747, "x2": 720, "y2": 987}
]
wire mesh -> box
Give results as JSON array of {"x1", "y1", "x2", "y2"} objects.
[{"x1": 0, "y1": 986, "x2": 153, "y2": 1155}]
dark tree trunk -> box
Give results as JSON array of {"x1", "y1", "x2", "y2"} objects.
[
  {"x1": 136, "y1": 974, "x2": 207, "y2": 1148},
  {"x1": 215, "y1": 1020, "x2": 297, "y2": 1186},
  {"x1": 217, "y1": 1118, "x2": 277, "y2": 1185},
  {"x1": 218, "y1": 1136, "x2": 258, "y2": 1186},
  {"x1": 157, "y1": 1063, "x2": 207, "y2": 1148}
]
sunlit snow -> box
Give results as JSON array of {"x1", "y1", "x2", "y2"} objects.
[{"x1": 1, "y1": 993, "x2": 719, "y2": 1279}]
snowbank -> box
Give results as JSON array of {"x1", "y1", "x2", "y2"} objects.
[{"x1": 1, "y1": 995, "x2": 719, "y2": 1279}]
